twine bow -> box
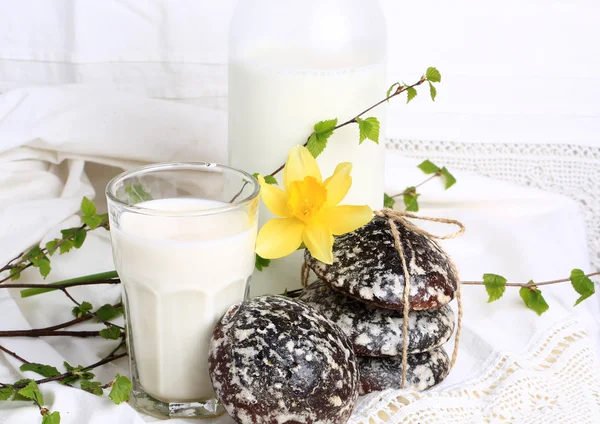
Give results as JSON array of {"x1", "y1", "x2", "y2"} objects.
[{"x1": 302, "y1": 209, "x2": 465, "y2": 390}]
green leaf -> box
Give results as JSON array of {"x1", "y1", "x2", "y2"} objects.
[
  {"x1": 483, "y1": 273, "x2": 507, "y2": 302},
  {"x1": 264, "y1": 175, "x2": 278, "y2": 185},
  {"x1": 109, "y1": 374, "x2": 132, "y2": 405},
  {"x1": 418, "y1": 160, "x2": 441, "y2": 174},
  {"x1": 95, "y1": 304, "x2": 122, "y2": 322},
  {"x1": 519, "y1": 282, "x2": 550, "y2": 315},
  {"x1": 9, "y1": 266, "x2": 22, "y2": 281},
  {"x1": 406, "y1": 87, "x2": 417, "y2": 103},
  {"x1": 80, "y1": 380, "x2": 103, "y2": 396},
  {"x1": 42, "y1": 411, "x2": 61, "y2": 424},
  {"x1": 307, "y1": 119, "x2": 338, "y2": 158},
  {"x1": 81, "y1": 197, "x2": 96, "y2": 217},
  {"x1": 383, "y1": 193, "x2": 396, "y2": 209},
  {"x1": 82, "y1": 215, "x2": 103, "y2": 230},
  {"x1": 24, "y1": 246, "x2": 42, "y2": 261},
  {"x1": 255, "y1": 254, "x2": 271, "y2": 272},
  {"x1": 24, "y1": 246, "x2": 50, "y2": 277},
  {"x1": 387, "y1": 82, "x2": 400, "y2": 99},
  {"x1": 403, "y1": 187, "x2": 420, "y2": 212},
  {"x1": 98, "y1": 213, "x2": 109, "y2": 227},
  {"x1": 17, "y1": 381, "x2": 43, "y2": 405},
  {"x1": 73, "y1": 229, "x2": 87, "y2": 249},
  {"x1": 59, "y1": 240, "x2": 75, "y2": 255},
  {"x1": 35, "y1": 258, "x2": 51, "y2": 279},
  {"x1": 356, "y1": 117, "x2": 380, "y2": 144},
  {"x1": 429, "y1": 81, "x2": 437, "y2": 101},
  {"x1": 0, "y1": 387, "x2": 13, "y2": 400},
  {"x1": 100, "y1": 327, "x2": 121, "y2": 340},
  {"x1": 29, "y1": 252, "x2": 51, "y2": 278},
  {"x1": 72, "y1": 301, "x2": 93, "y2": 318},
  {"x1": 62, "y1": 362, "x2": 94, "y2": 385},
  {"x1": 440, "y1": 167, "x2": 457, "y2": 189},
  {"x1": 20, "y1": 363, "x2": 61, "y2": 378},
  {"x1": 11, "y1": 379, "x2": 31, "y2": 401},
  {"x1": 426, "y1": 67, "x2": 441, "y2": 83},
  {"x1": 125, "y1": 184, "x2": 152, "y2": 204},
  {"x1": 253, "y1": 173, "x2": 278, "y2": 185},
  {"x1": 313, "y1": 119, "x2": 338, "y2": 138},
  {"x1": 45, "y1": 240, "x2": 59, "y2": 256},
  {"x1": 570, "y1": 269, "x2": 596, "y2": 306}
]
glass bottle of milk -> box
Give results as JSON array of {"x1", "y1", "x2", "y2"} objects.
[{"x1": 229, "y1": 0, "x2": 388, "y2": 296}]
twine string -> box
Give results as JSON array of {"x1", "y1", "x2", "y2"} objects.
[
  {"x1": 302, "y1": 208, "x2": 465, "y2": 389},
  {"x1": 375, "y1": 209, "x2": 464, "y2": 387}
]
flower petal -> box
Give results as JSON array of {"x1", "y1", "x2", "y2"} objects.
[
  {"x1": 302, "y1": 220, "x2": 334, "y2": 264},
  {"x1": 283, "y1": 146, "x2": 322, "y2": 190},
  {"x1": 323, "y1": 162, "x2": 352, "y2": 206},
  {"x1": 258, "y1": 175, "x2": 290, "y2": 217},
  {"x1": 256, "y1": 217, "x2": 304, "y2": 259},
  {"x1": 319, "y1": 205, "x2": 373, "y2": 236}
]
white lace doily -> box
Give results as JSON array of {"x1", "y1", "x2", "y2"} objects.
[
  {"x1": 386, "y1": 140, "x2": 600, "y2": 271},
  {"x1": 349, "y1": 318, "x2": 600, "y2": 423}
]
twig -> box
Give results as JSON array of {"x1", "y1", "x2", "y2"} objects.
[
  {"x1": 10, "y1": 352, "x2": 129, "y2": 389},
  {"x1": 0, "y1": 280, "x2": 120, "y2": 291},
  {"x1": 0, "y1": 344, "x2": 31, "y2": 364},
  {"x1": 105, "y1": 340, "x2": 126, "y2": 359},
  {"x1": 61, "y1": 288, "x2": 125, "y2": 330},
  {"x1": 231, "y1": 77, "x2": 429, "y2": 200},
  {"x1": 0, "y1": 223, "x2": 110, "y2": 284},
  {"x1": 0, "y1": 330, "x2": 112, "y2": 338},
  {"x1": 462, "y1": 271, "x2": 600, "y2": 288},
  {"x1": 390, "y1": 174, "x2": 441, "y2": 199},
  {"x1": 37, "y1": 302, "x2": 122, "y2": 332},
  {"x1": 267, "y1": 77, "x2": 428, "y2": 179},
  {"x1": 0, "y1": 251, "x2": 24, "y2": 273},
  {"x1": 0, "y1": 263, "x2": 32, "y2": 285}
]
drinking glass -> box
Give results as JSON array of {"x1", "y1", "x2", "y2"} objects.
[{"x1": 106, "y1": 162, "x2": 259, "y2": 419}]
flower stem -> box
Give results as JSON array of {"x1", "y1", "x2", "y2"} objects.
[{"x1": 15, "y1": 271, "x2": 119, "y2": 297}]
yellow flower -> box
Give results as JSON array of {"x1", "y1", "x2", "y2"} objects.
[{"x1": 255, "y1": 145, "x2": 373, "y2": 264}]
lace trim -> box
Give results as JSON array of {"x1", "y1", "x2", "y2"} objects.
[
  {"x1": 386, "y1": 140, "x2": 600, "y2": 271},
  {"x1": 350, "y1": 318, "x2": 600, "y2": 423}
]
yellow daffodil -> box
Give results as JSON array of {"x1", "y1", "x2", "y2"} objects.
[{"x1": 255, "y1": 145, "x2": 373, "y2": 264}]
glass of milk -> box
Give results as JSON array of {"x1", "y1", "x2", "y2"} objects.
[{"x1": 106, "y1": 162, "x2": 259, "y2": 419}]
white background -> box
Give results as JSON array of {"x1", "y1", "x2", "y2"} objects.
[{"x1": 0, "y1": 0, "x2": 598, "y2": 147}]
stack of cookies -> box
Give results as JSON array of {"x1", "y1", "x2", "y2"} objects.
[{"x1": 300, "y1": 216, "x2": 458, "y2": 394}]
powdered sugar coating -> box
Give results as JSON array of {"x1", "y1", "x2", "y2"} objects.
[
  {"x1": 299, "y1": 280, "x2": 455, "y2": 357},
  {"x1": 306, "y1": 217, "x2": 458, "y2": 310},
  {"x1": 209, "y1": 296, "x2": 359, "y2": 424},
  {"x1": 358, "y1": 347, "x2": 450, "y2": 395}
]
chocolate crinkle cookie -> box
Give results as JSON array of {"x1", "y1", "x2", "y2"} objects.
[
  {"x1": 299, "y1": 280, "x2": 455, "y2": 357},
  {"x1": 305, "y1": 216, "x2": 458, "y2": 310},
  {"x1": 209, "y1": 295, "x2": 359, "y2": 424},
  {"x1": 358, "y1": 347, "x2": 450, "y2": 395}
]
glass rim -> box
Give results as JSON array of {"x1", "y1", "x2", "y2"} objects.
[{"x1": 106, "y1": 162, "x2": 260, "y2": 217}]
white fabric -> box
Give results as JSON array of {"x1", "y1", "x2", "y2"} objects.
[
  {"x1": 0, "y1": 85, "x2": 227, "y2": 266},
  {"x1": 388, "y1": 139, "x2": 600, "y2": 272},
  {"x1": 0, "y1": 86, "x2": 598, "y2": 423},
  {"x1": 1, "y1": 1, "x2": 599, "y2": 148},
  {"x1": 351, "y1": 318, "x2": 600, "y2": 423}
]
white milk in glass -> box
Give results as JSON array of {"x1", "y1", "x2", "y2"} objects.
[
  {"x1": 112, "y1": 198, "x2": 257, "y2": 402},
  {"x1": 229, "y1": 51, "x2": 385, "y2": 296}
]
